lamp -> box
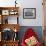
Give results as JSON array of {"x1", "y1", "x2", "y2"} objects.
[
  {"x1": 15, "y1": 0, "x2": 17, "y2": 7},
  {"x1": 14, "y1": 28, "x2": 17, "y2": 32}
]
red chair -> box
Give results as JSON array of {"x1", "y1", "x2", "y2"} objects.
[{"x1": 21, "y1": 28, "x2": 41, "y2": 46}]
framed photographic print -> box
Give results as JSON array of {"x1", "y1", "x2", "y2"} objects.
[
  {"x1": 9, "y1": 9, "x2": 18, "y2": 15},
  {"x1": 23, "y1": 8, "x2": 36, "y2": 19},
  {"x1": 2, "y1": 10, "x2": 9, "y2": 15}
]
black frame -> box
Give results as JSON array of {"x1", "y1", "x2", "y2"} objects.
[{"x1": 23, "y1": 8, "x2": 36, "y2": 19}]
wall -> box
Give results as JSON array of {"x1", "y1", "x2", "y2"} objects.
[
  {"x1": 0, "y1": 0, "x2": 44, "y2": 26},
  {"x1": 18, "y1": 0, "x2": 44, "y2": 26}
]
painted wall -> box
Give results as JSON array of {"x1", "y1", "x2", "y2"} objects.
[
  {"x1": 18, "y1": 0, "x2": 44, "y2": 26},
  {"x1": 0, "y1": 0, "x2": 44, "y2": 26}
]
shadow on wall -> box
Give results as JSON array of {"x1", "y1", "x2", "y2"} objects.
[{"x1": 18, "y1": 26, "x2": 44, "y2": 44}]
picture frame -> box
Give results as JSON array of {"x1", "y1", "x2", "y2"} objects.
[
  {"x1": 2, "y1": 10, "x2": 9, "y2": 15},
  {"x1": 9, "y1": 10, "x2": 18, "y2": 15},
  {"x1": 23, "y1": 8, "x2": 36, "y2": 19}
]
